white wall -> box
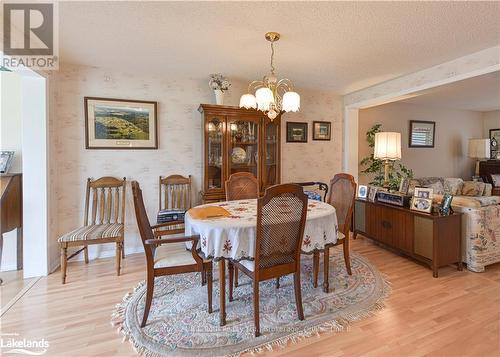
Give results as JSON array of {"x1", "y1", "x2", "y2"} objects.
[
  {"x1": 358, "y1": 102, "x2": 482, "y2": 183},
  {"x1": 49, "y1": 64, "x2": 342, "y2": 264},
  {"x1": 483, "y1": 110, "x2": 500, "y2": 137}
]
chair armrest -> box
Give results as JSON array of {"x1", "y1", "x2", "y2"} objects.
[
  {"x1": 151, "y1": 221, "x2": 184, "y2": 230},
  {"x1": 145, "y1": 235, "x2": 200, "y2": 246}
]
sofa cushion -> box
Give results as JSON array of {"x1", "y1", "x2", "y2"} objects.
[
  {"x1": 444, "y1": 178, "x2": 464, "y2": 195},
  {"x1": 484, "y1": 183, "x2": 493, "y2": 196},
  {"x1": 462, "y1": 181, "x2": 486, "y2": 196},
  {"x1": 434, "y1": 194, "x2": 500, "y2": 208}
]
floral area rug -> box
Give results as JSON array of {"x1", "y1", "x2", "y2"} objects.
[{"x1": 111, "y1": 249, "x2": 390, "y2": 357}]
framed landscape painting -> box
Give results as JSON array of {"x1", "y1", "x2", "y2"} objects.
[{"x1": 85, "y1": 97, "x2": 158, "y2": 149}]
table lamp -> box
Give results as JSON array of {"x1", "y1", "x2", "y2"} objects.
[
  {"x1": 374, "y1": 132, "x2": 402, "y2": 187},
  {"x1": 468, "y1": 139, "x2": 490, "y2": 177}
]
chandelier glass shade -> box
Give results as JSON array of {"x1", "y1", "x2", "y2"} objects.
[{"x1": 239, "y1": 32, "x2": 300, "y2": 120}]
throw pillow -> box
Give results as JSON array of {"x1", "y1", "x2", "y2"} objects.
[
  {"x1": 426, "y1": 181, "x2": 445, "y2": 195},
  {"x1": 462, "y1": 181, "x2": 486, "y2": 196},
  {"x1": 484, "y1": 183, "x2": 492, "y2": 196},
  {"x1": 444, "y1": 178, "x2": 464, "y2": 195}
]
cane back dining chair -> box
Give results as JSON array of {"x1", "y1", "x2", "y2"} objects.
[
  {"x1": 225, "y1": 172, "x2": 259, "y2": 287},
  {"x1": 312, "y1": 173, "x2": 356, "y2": 291},
  {"x1": 58, "y1": 177, "x2": 126, "y2": 284},
  {"x1": 225, "y1": 172, "x2": 259, "y2": 201},
  {"x1": 132, "y1": 181, "x2": 213, "y2": 327},
  {"x1": 154, "y1": 175, "x2": 192, "y2": 238},
  {"x1": 229, "y1": 183, "x2": 308, "y2": 337}
]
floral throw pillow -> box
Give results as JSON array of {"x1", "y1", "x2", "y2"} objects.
[
  {"x1": 462, "y1": 181, "x2": 486, "y2": 196},
  {"x1": 491, "y1": 174, "x2": 500, "y2": 187},
  {"x1": 426, "y1": 181, "x2": 445, "y2": 195},
  {"x1": 444, "y1": 178, "x2": 464, "y2": 195},
  {"x1": 483, "y1": 183, "x2": 492, "y2": 196}
]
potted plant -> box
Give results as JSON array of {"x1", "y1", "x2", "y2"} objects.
[{"x1": 209, "y1": 73, "x2": 231, "y2": 105}]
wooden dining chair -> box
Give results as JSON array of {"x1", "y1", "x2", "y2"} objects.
[
  {"x1": 154, "y1": 175, "x2": 192, "y2": 238},
  {"x1": 58, "y1": 177, "x2": 126, "y2": 284},
  {"x1": 131, "y1": 181, "x2": 213, "y2": 327},
  {"x1": 225, "y1": 172, "x2": 259, "y2": 201},
  {"x1": 313, "y1": 173, "x2": 357, "y2": 291},
  {"x1": 225, "y1": 172, "x2": 259, "y2": 287},
  {"x1": 228, "y1": 183, "x2": 308, "y2": 337}
]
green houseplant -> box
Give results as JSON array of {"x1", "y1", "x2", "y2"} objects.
[{"x1": 360, "y1": 124, "x2": 413, "y2": 191}]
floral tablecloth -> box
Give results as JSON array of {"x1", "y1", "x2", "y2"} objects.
[{"x1": 185, "y1": 199, "x2": 339, "y2": 261}]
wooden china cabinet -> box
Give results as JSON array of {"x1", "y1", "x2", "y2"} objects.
[{"x1": 199, "y1": 104, "x2": 281, "y2": 203}]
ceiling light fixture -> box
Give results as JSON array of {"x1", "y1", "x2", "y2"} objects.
[{"x1": 240, "y1": 32, "x2": 300, "y2": 120}]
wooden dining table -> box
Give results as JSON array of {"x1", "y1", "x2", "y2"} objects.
[{"x1": 185, "y1": 198, "x2": 339, "y2": 326}]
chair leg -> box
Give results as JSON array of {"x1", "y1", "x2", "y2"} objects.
[
  {"x1": 201, "y1": 269, "x2": 207, "y2": 286},
  {"x1": 293, "y1": 272, "x2": 305, "y2": 321},
  {"x1": 116, "y1": 242, "x2": 122, "y2": 276},
  {"x1": 234, "y1": 266, "x2": 239, "y2": 287},
  {"x1": 122, "y1": 243, "x2": 125, "y2": 259},
  {"x1": 323, "y1": 246, "x2": 330, "y2": 293},
  {"x1": 313, "y1": 251, "x2": 319, "y2": 288},
  {"x1": 228, "y1": 262, "x2": 234, "y2": 302},
  {"x1": 60, "y1": 245, "x2": 67, "y2": 284},
  {"x1": 275, "y1": 277, "x2": 280, "y2": 289},
  {"x1": 343, "y1": 238, "x2": 352, "y2": 276},
  {"x1": 207, "y1": 266, "x2": 213, "y2": 314},
  {"x1": 253, "y1": 280, "x2": 260, "y2": 337},
  {"x1": 84, "y1": 246, "x2": 89, "y2": 264},
  {"x1": 141, "y1": 273, "x2": 155, "y2": 328}
]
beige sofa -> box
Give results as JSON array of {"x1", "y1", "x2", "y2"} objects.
[{"x1": 409, "y1": 177, "x2": 500, "y2": 272}]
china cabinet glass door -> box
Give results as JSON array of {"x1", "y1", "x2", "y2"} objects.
[
  {"x1": 227, "y1": 118, "x2": 259, "y2": 178},
  {"x1": 207, "y1": 117, "x2": 223, "y2": 191},
  {"x1": 263, "y1": 120, "x2": 279, "y2": 189}
]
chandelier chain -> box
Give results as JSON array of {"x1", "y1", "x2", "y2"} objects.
[{"x1": 270, "y1": 41, "x2": 275, "y2": 75}]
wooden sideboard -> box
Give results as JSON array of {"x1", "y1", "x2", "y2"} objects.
[
  {"x1": 0, "y1": 173, "x2": 23, "y2": 275},
  {"x1": 354, "y1": 199, "x2": 462, "y2": 277}
]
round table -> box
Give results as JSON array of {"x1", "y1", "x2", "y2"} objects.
[{"x1": 185, "y1": 198, "x2": 339, "y2": 325}]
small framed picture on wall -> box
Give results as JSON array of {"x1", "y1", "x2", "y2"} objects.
[
  {"x1": 409, "y1": 120, "x2": 435, "y2": 148},
  {"x1": 286, "y1": 122, "x2": 308, "y2": 143},
  {"x1": 489, "y1": 128, "x2": 500, "y2": 159},
  {"x1": 312, "y1": 121, "x2": 331, "y2": 141}
]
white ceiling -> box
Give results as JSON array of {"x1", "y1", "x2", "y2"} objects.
[
  {"x1": 59, "y1": 1, "x2": 500, "y2": 94},
  {"x1": 400, "y1": 71, "x2": 500, "y2": 112}
]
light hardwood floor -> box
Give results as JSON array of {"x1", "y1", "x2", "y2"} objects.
[{"x1": 1, "y1": 237, "x2": 499, "y2": 356}]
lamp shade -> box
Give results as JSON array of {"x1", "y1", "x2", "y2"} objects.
[
  {"x1": 255, "y1": 87, "x2": 274, "y2": 111},
  {"x1": 468, "y1": 139, "x2": 490, "y2": 159},
  {"x1": 374, "y1": 132, "x2": 401, "y2": 161},
  {"x1": 282, "y1": 91, "x2": 300, "y2": 112},
  {"x1": 239, "y1": 93, "x2": 257, "y2": 109}
]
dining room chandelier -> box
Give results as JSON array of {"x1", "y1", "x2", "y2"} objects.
[{"x1": 239, "y1": 32, "x2": 300, "y2": 120}]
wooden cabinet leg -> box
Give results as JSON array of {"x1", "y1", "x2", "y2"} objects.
[{"x1": 218, "y1": 259, "x2": 226, "y2": 326}]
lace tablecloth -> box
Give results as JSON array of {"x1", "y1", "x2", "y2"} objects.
[{"x1": 185, "y1": 199, "x2": 339, "y2": 261}]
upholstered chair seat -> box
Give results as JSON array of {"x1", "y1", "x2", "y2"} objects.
[
  {"x1": 58, "y1": 223, "x2": 124, "y2": 242},
  {"x1": 153, "y1": 242, "x2": 210, "y2": 269}
]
